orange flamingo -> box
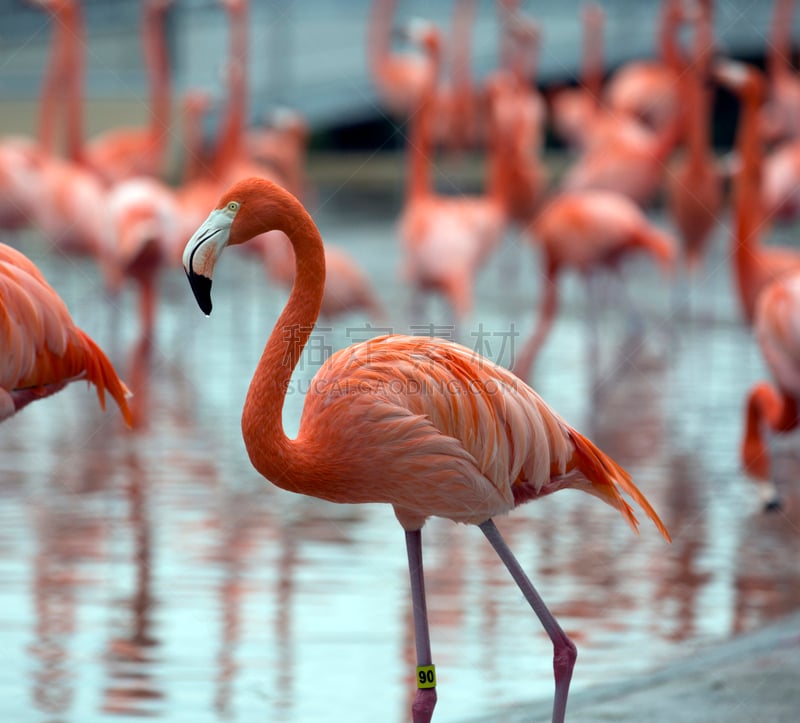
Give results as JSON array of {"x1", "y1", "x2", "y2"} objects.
[
  {"x1": 0, "y1": 243, "x2": 131, "y2": 424},
  {"x1": 398, "y1": 21, "x2": 508, "y2": 326},
  {"x1": 367, "y1": 0, "x2": 435, "y2": 117},
  {"x1": 741, "y1": 271, "x2": 800, "y2": 510},
  {"x1": 604, "y1": 0, "x2": 685, "y2": 134},
  {"x1": 759, "y1": 0, "x2": 800, "y2": 144},
  {"x1": 666, "y1": 0, "x2": 723, "y2": 270},
  {"x1": 513, "y1": 189, "x2": 676, "y2": 381},
  {"x1": 28, "y1": 0, "x2": 107, "y2": 259},
  {"x1": 181, "y1": 175, "x2": 670, "y2": 723},
  {"x1": 84, "y1": 0, "x2": 174, "y2": 184},
  {"x1": 104, "y1": 177, "x2": 182, "y2": 340},
  {"x1": 714, "y1": 59, "x2": 800, "y2": 324}
]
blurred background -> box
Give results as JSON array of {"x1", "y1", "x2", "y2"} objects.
[{"x1": 1, "y1": 1, "x2": 800, "y2": 722}]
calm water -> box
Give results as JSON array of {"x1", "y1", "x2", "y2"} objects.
[{"x1": 2, "y1": 176, "x2": 799, "y2": 723}]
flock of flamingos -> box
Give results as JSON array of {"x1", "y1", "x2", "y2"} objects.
[{"x1": 1, "y1": 0, "x2": 800, "y2": 721}]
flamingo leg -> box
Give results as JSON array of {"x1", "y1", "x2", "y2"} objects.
[
  {"x1": 479, "y1": 519, "x2": 576, "y2": 723},
  {"x1": 404, "y1": 529, "x2": 437, "y2": 723}
]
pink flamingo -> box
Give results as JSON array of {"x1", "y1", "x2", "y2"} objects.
[
  {"x1": 181, "y1": 175, "x2": 671, "y2": 723},
  {"x1": 367, "y1": 0, "x2": 436, "y2": 117},
  {"x1": 0, "y1": 242, "x2": 131, "y2": 424},
  {"x1": 713, "y1": 59, "x2": 800, "y2": 324},
  {"x1": 666, "y1": 0, "x2": 723, "y2": 271},
  {"x1": 513, "y1": 189, "x2": 676, "y2": 381},
  {"x1": 84, "y1": 0, "x2": 174, "y2": 184},
  {"x1": 759, "y1": 0, "x2": 800, "y2": 144},
  {"x1": 398, "y1": 21, "x2": 508, "y2": 326},
  {"x1": 604, "y1": 0, "x2": 685, "y2": 134},
  {"x1": 741, "y1": 270, "x2": 800, "y2": 510}
]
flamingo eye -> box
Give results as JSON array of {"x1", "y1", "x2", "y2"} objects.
[{"x1": 226, "y1": 201, "x2": 240, "y2": 213}]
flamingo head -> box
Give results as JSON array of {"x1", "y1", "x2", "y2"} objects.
[
  {"x1": 183, "y1": 177, "x2": 287, "y2": 315},
  {"x1": 712, "y1": 60, "x2": 764, "y2": 103},
  {"x1": 395, "y1": 18, "x2": 442, "y2": 57}
]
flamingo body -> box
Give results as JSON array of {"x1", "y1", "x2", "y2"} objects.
[
  {"x1": 181, "y1": 176, "x2": 670, "y2": 723},
  {"x1": 0, "y1": 243, "x2": 131, "y2": 423}
]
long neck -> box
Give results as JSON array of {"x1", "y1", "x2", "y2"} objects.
[
  {"x1": 450, "y1": 0, "x2": 476, "y2": 91},
  {"x1": 63, "y1": 2, "x2": 85, "y2": 164},
  {"x1": 213, "y1": 3, "x2": 248, "y2": 176},
  {"x1": 142, "y1": 2, "x2": 171, "y2": 173},
  {"x1": 38, "y1": 3, "x2": 71, "y2": 153},
  {"x1": 241, "y1": 188, "x2": 326, "y2": 488},
  {"x1": 657, "y1": 0, "x2": 683, "y2": 71},
  {"x1": 180, "y1": 97, "x2": 207, "y2": 182},
  {"x1": 406, "y1": 44, "x2": 439, "y2": 201},
  {"x1": 733, "y1": 84, "x2": 765, "y2": 320},
  {"x1": 685, "y1": 1, "x2": 712, "y2": 164}
]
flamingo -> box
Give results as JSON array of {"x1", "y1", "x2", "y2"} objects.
[
  {"x1": 398, "y1": 21, "x2": 508, "y2": 327},
  {"x1": 513, "y1": 189, "x2": 677, "y2": 381},
  {"x1": 604, "y1": 0, "x2": 685, "y2": 134},
  {"x1": 759, "y1": 0, "x2": 800, "y2": 144},
  {"x1": 28, "y1": 0, "x2": 107, "y2": 259},
  {"x1": 103, "y1": 177, "x2": 182, "y2": 341},
  {"x1": 741, "y1": 271, "x2": 800, "y2": 510},
  {"x1": 0, "y1": 243, "x2": 131, "y2": 424},
  {"x1": 181, "y1": 175, "x2": 671, "y2": 723},
  {"x1": 713, "y1": 60, "x2": 800, "y2": 324},
  {"x1": 367, "y1": 0, "x2": 435, "y2": 117},
  {"x1": 665, "y1": 0, "x2": 723, "y2": 271},
  {"x1": 84, "y1": 0, "x2": 174, "y2": 184}
]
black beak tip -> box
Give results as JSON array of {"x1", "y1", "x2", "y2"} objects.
[{"x1": 187, "y1": 270, "x2": 213, "y2": 316}]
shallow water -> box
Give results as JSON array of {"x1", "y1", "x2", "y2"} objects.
[{"x1": 2, "y1": 179, "x2": 800, "y2": 723}]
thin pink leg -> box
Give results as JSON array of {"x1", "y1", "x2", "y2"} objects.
[
  {"x1": 405, "y1": 529, "x2": 437, "y2": 723},
  {"x1": 479, "y1": 519, "x2": 577, "y2": 723}
]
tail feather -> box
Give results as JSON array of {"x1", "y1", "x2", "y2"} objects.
[
  {"x1": 569, "y1": 427, "x2": 671, "y2": 542},
  {"x1": 76, "y1": 329, "x2": 133, "y2": 427}
]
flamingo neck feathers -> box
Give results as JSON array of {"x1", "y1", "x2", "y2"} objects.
[{"x1": 239, "y1": 182, "x2": 326, "y2": 492}]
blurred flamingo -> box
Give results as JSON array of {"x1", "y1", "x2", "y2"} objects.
[
  {"x1": 714, "y1": 59, "x2": 800, "y2": 324},
  {"x1": 181, "y1": 175, "x2": 671, "y2": 723},
  {"x1": 84, "y1": 0, "x2": 174, "y2": 184},
  {"x1": 28, "y1": 0, "x2": 107, "y2": 259},
  {"x1": 666, "y1": 0, "x2": 723, "y2": 271},
  {"x1": 604, "y1": 0, "x2": 685, "y2": 134},
  {"x1": 0, "y1": 243, "x2": 131, "y2": 424},
  {"x1": 398, "y1": 21, "x2": 508, "y2": 328},
  {"x1": 367, "y1": 0, "x2": 435, "y2": 117},
  {"x1": 104, "y1": 176, "x2": 182, "y2": 341},
  {"x1": 513, "y1": 189, "x2": 676, "y2": 381},
  {"x1": 741, "y1": 271, "x2": 800, "y2": 510},
  {"x1": 759, "y1": 0, "x2": 800, "y2": 144}
]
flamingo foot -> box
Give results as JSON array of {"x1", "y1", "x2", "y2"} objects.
[{"x1": 411, "y1": 687, "x2": 437, "y2": 722}]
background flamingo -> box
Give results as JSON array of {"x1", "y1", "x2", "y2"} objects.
[
  {"x1": 514, "y1": 189, "x2": 676, "y2": 381},
  {"x1": 714, "y1": 59, "x2": 800, "y2": 324},
  {"x1": 84, "y1": 0, "x2": 174, "y2": 184},
  {"x1": 181, "y1": 176, "x2": 670, "y2": 723},
  {"x1": 0, "y1": 242, "x2": 131, "y2": 424},
  {"x1": 741, "y1": 270, "x2": 800, "y2": 510}
]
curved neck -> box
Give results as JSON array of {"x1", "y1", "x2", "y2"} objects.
[
  {"x1": 658, "y1": 0, "x2": 684, "y2": 71},
  {"x1": 141, "y1": 2, "x2": 172, "y2": 170},
  {"x1": 581, "y1": 5, "x2": 604, "y2": 110},
  {"x1": 240, "y1": 186, "x2": 326, "y2": 488},
  {"x1": 38, "y1": 3, "x2": 71, "y2": 153},
  {"x1": 213, "y1": 3, "x2": 248, "y2": 176}
]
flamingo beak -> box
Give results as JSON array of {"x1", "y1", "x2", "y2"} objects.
[{"x1": 183, "y1": 208, "x2": 234, "y2": 316}]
